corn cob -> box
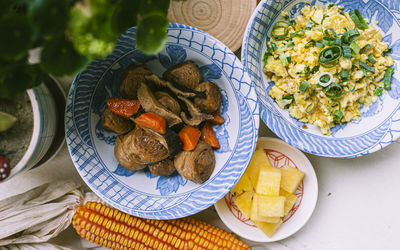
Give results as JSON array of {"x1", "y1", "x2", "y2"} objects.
[{"x1": 72, "y1": 201, "x2": 250, "y2": 250}]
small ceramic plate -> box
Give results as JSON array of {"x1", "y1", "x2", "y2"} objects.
[
  {"x1": 65, "y1": 23, "x2": 259, "y2": 219},
  {"x1": 215, "y1": 137, "x2": 318, "y2": 242}
]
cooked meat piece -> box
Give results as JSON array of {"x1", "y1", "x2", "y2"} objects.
[
  {"x1": 101, "y1": 108, "x2": 134, "y2": 134},
  {"x1": 137, "y1": 83, "x2": 182, "y2": 127},
  {"x1": 178, "y1": 96, "x2": 213, "y2": 126},
  {"x1": 114, "y1": 126, "x2": 169, "y2": 171},
  {"x1": 155, "y1": 91, "x2": 181, "y2": 115},
  {"x1": 119, "y1": 65, "x2": 152, "y2": 99},
  {"x1": 174, "y1": 141, "x2": 215, "y2": 184},
  {"x1": 194, "y1": 81, "x2": 221, "y2": 114},
  {"x1": 148, "y1": 158, "x2": 176, "y2": 176},
  {"x1": 145, "y1": 74, "x2": 205, "y2": 98},
  {"x1": 114, "y1": 134, "x2": 147, "y2": 171},
  {"x1": 163, "y1": 62, "x2": 203, "y2": 90}
]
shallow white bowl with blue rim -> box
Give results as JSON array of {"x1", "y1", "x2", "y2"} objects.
[
  {"x1": 242, "y1": 0, "x2": 400, "y2": 158},
  {"x1": 65, "y1": 23, "x2": 259, "y2": 219}
]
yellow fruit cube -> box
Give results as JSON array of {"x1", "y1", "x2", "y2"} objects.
[
  {"x1": 231, "y1": 173, "x2": 253, "y2": 196},
  {"x1": 258, "y1": 195, "x2": 285, "y2": 217},
  {"x1": 255, "y1": 167, "x2": 281, "y2": 196},
  {"x1": 250, "y1": 194, "x2": 280, "y2": 223},
  {"x1": 253, "y1": 219, "x2": 282, "y2": 238},
  {"x1": 233, "y1": 191, "x2": 253, "y2": 219},
  {"x1": 280, "y1": 189, "x2": 298, "y2": 216},
  {"x1": 280, "y1": 165, "x2": 305, "y2": 193},
  {"x1": 245, "y1": 148, "x2": 272, "y2": 183}
]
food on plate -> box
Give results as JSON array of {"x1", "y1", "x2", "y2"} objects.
[
  {"x1": 101, "y1": 108, "x2": 134, "y2": 134},
  {"x1": 231, "y1": 148, "x2": 305, "y2": 237},
  {"x1": 102, "y1": 62, "x2": 223, "y2": 183},
  {"x1": 163, "y1": 61, "x2": 203, "y2": 89},
  {"x1": 174, "y1": 141, "x2": 215, "y2": 184},
  {"x1": 263, "y1": 4, "x2": 394, "y2": 135},
  {"x1": 73, "y1": 202, "x2": 250, "y2": 249},
  {"x1": 119, "y1": 65, "x2": 152, "y2": 99}
]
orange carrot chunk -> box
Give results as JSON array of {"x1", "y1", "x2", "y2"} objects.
[
  {"x1": 179, "y1": 126, "x2": 201, "y2": 151},
  {"x1": 210, "y1": 112, "x2": 225, "y2": 125},
  {"x1": 201, "y1": 122, "x2": 220, "y2": 149},
  {"x1": 106, "y1": 98, "x2": 140, "y2": 118},
  {"x1": 134, "y1": 112, "x2": 166, "y2": 134}
]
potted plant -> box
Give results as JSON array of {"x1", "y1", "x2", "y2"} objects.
[{"x1": 0, "y1": 0, "x2": 170, "y2": 181}]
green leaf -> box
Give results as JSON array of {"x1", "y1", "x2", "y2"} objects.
[
  {"x1": 0, "y1": 14, "x2": 32, "y2": 60},
  {"x1": 40, "y1": 37, "x2": 88, "y2": 76},
  {"x1": 139, "y1": 0, "x2": 170, "y2": 15},
  {"x1": 0, "y1": 63, "x2": 45, "y2": 98},
  {"x1": 136, "y1": 12, "x2": 168, "y2": 55},
  {"x1": 0, "y1": 111, "x2": 17, "y2": 132},
  {"x1": 29, "y1": 0, "x2": 72, "y2": 38},
  {"x1": 111, "y1": 0, "x2": 139, "y2": 34}
]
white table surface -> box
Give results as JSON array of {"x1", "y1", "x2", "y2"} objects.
[{"x1": 1, "y1": 78, "x2": 400, "y2": 250}]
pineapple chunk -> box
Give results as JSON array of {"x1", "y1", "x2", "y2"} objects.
[
  {"x1": 231, "y1": 173, "x2": 253, "y2": 196},
  {"x1": 258, "y1": 195, "x2": 285, "y2": 217},
  {"x1": 255, "y1": 167, "x2": 281, "y2": 196},
  {"x1": 233, "y1": 191, "x2": 253, "y2": 219},
  {"x1": 280, "y1": 165, "x2": 305, "y2": 193},
  {"x1": 253, "y1": 219, "x2": 283, "y2": 238},
  {"x1": 245, "y1": 148, "x2": 272, "y2": 183},
  {"x1": 280, "y1": 189, "x2": 298, "y2": 216},
  {"x1": 250, "y1": 194, "x2": 280, "y2": 223}
]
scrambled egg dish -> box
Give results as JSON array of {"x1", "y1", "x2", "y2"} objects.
[{"x1": 264, "y1": 4, "x2": 394, "y2": 135}]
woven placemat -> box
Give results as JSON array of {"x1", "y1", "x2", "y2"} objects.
[{"x1": 168, "y1": 0, "x2": 257, "y2": 52}]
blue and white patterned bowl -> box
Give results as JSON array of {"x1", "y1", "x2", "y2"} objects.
[
  {"x1": 65, "y1": 23, "x2": 259, "y2": 219},
  {"x1": 242, "y1": 0, "x2": 400, "y2": 158}
]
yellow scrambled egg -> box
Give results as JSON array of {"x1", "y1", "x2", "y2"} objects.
[{"x1": 264, "y1": 4, "x2": 394, "y2": 135}]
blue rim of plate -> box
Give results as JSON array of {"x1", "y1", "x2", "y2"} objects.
[
  {"x1": 65, "y1": 23, "x2": 259, "y2": 219},
  {"x1": 242, "y1": 0, "x2": 400, "y2": 158}
]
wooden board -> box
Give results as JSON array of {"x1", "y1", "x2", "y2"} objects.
[{"x1": 168, "y1": 0, "x2": 257, "y2": 52}]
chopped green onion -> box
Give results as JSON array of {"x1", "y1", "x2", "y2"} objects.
[
  {"x1": 311, "y1": 66, "x2": 319, "y2": 73},
  {"x1": 279, "y1": 54, "x2": 291, "y2": 66},
  {"x1": 271, "y1": 42, "x2": 279, "y2": 51},
  {"x1": 359, "y1": 61, "x2": 375, "y2": 73},
  {"x1": 305, "y1": 21, "x2": 314, "y2": 30},
  {"x1": 368, "y1": 53, "x2": 376, "y2": 64},
  {"x1": 306, "y1": 94, "x2": 318, "y2": 113},
  {"x1": 340, "y1": 70, "x2": 350, "y2": 81},
  {"x1": 271, "y1": 21, "x2": 289, "y2": 40},
  {"x1": 384, "y1": 67, "x2": 394, "y2": 90},
  {"x1": 325, "y1": 28, "x2": 337, "y2": 38},
  {"x1": 321, "y1": 14, "x2": 329, "y2": 24},
  {"x1": 262, "y1": 53, "x2": 269, "y2": 65},
  {"x1": 288, "y1": 19, "x2": 296, "y2": 26},
  {"x1": 299, "y1": 81, "x2": 309, "y2": 92},
  {"x1": 349, "y1": 9, "x2": 369, "y2": 30},
  {"x1": 360, "y1": 44, "x2": 371, "y2": 54},
  {"x1": 362, "y1": 67, "x2": 373, "y2": 80},
  {"x1": 348, "y1": 29, "x2": 360, "y2": 42},
  {"x1": 319, "y1": 46, "x2": 342, "y2": 68},
  {"x1": 335, "y1": 37, "x2": 342, "y2": 46},
  {"x1": 305, "y1": 40, "x2": 316, "y2": 48},
  {"x1": 323, "y1": 39, "x2": 336, "y2": 46},
  {"x1": 343, "y1": 45, "x2": 352, "y2": 58},
  {"x1": 290, "y1": 29, "x2": 305, "y2": 38},
  {"x1": 327, "y1": 3, "x2": 335, "y2": 9},
  {"x1": 323, "y1": 82, "x2": 344, "y2": 99},
  {"x1": 318, "y1": 72, "x2": 333, "y2": 87},
  {"x1": 350, "y1": 41, "x2": 360, "y2": 55},
  {"x1": 316, "y1": 41, "x2": 325, "y2": 48},
  {"x1": 343, "y1": 82, "x2": 357, "y2": 94},
  {"x1": 329, "y1": 101, "x2": 343, "y2": 122},
  {"x1": 303, "y1": 66, "x2": 311, "y2": 77},
  {"x1": 282, "y1": 94, "x2": 294, "y2": 108},
  {"x1": 374, "y1": 87, "x2": 384, "y2": 96},
  {"x1": 384, "y1": 47, "x2": 392, "y2": 55}
]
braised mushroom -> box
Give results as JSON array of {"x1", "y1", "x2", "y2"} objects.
[
  {"x1": 148, "y1": 158, "x2": 175, "y2": 176},
  {"x1": 155, "y1": 91, "x2": 181, "y2": 115},
  {"x1": 137, "y1": 83, "x2": 182, "y2": 127},
  {"x1": 194, "y1": 81, "x2": 221, "y2": 114},
  {"x1": 163, "y1": 61, "x2": 203, "y2": 90},
  {"x1": 174, "y1": 141, "x2": 215, "y2": 184},
  {"x1": 101, "y1": 108, "x2": 134, "y2": 134},
  {"x1": 178, "y1": 96, "x2": 213, "y2": 126},
  {"x1": 114, "y1": 126, "x2": 170, "y2": 171},
  {"x1": 119, "y1": 65, "x2": 152, "y2": 99},
  {"x1": 145, "y1": 74, "x2": 205, "y2": 99}
]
